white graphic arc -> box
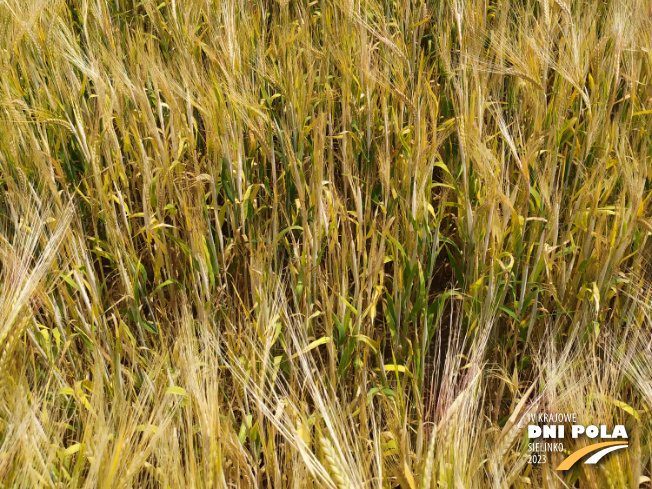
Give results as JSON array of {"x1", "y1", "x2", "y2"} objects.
[{"x1": 584, "y1": 444, "x2": 628, "y2": 464}]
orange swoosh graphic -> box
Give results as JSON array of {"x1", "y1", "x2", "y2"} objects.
[{"x1": 556, "y1": 441, "x2": 628, "y2": 470}]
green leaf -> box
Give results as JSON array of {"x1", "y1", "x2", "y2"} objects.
[
  {"x1": 165, "y1": 386, "x2": 188, "y2": 397},
  {"x1": 221, "y1": 160, "x2": 235, "y2": 203},
  {"x1": 378, "y1": 364, "x2": 413, "y2": 377},
  {"x1": 62, "y1": 272, "x2": 80, "y2": 292},
  {"x1": 63, "y1": 443, "x2": 82, "y2": 457},
  {"x1": 152, "y1": 279, "x2": 179, "y2": 296},
  {"x1": 384, "y1": 292, "x2": 397, "y2": 339},
  {"x1": 353, "y1": 334, "x2": 379, "y2": 353},
  {"x1": 499, "y1": 305, "x2": 519, "y2": 321},
  {"x1": 291, "y1": 336, "x2": 331, "y2": 359},
  {"x1": 337, "y1": 337, "x2": 356, "y2": 378},
  {"x1": 445, "y1": 244, "x2": 465, "y2": 286}
]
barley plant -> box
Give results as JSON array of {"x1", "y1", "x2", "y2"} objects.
[{"x1": 0, "y1": 0, "x2": 651, "y2": 487}]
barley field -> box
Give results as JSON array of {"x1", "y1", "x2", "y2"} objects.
[{"x1": 1, "y1": 0, "x2": 651, "y2": 487}]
